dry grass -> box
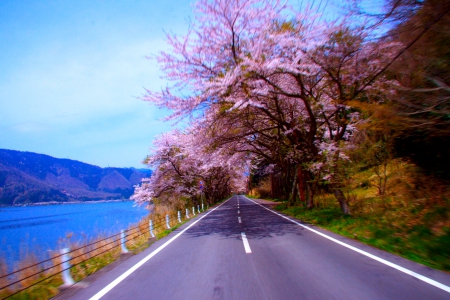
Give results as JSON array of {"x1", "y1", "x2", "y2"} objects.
[
  {"x1": 0, "y1": 206, "x2": 197, "y2": 299},
  {"x1": 276, "y1": 159, "x2": 450, "y2": 270},
  {"x1": 249, "y1": 177, "x2": 272, "y2": 199}
]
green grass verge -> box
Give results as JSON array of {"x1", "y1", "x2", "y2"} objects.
[
  {"x1": 156, "y1": 219, "x2": 191, "y2": 239},
  {"x1": 274, "y1": 202, "x2": 450, "y2": 271}
]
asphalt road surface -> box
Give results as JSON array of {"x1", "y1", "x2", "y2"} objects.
[{"x1": 63, "y1": 195, "x2": 450, "y2": 300}]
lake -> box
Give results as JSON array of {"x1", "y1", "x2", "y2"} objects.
[{"x1": 0, "y1": 201, "x2": 149, "y2": 266}]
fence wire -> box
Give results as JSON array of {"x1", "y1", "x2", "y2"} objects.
[{"x1": 1, "y1": 209, "x2": 199, "y2": 299}]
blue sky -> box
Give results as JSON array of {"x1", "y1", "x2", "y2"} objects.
[
  {"x1": 0, "y1": 0, "x2": 384, "y2": 169},
  {"x1": 0, "y1": 0, "x2": 193, "y2": 168}
]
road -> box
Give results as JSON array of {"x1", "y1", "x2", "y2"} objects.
[{"x1": 63, "y1": 195, "x2": 450, "y2": 300}]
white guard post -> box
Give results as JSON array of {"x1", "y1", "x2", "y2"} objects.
[
  {"x1": 178, "y1": 211, "x2": 182, "y2": 223},
  {"x1": 192, "y1": 207, "x2": 196, "y2": 216},
  {"x1": 149, "y1": 220, "x2": 155, "y2": 238},
  {"x1": 61, "y1": 248, "x2": 75, "y2": 286},
  {"x1": 186, "y1": 208, "x2": 190, "y2": 218},
  {"x1": 121, "y1": 230, "x2": 129, "y2": 253},
  {"x1": 166, "y1": 214, "x2": 171, "y2": 229}
]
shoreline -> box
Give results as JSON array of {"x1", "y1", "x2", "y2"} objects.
[{"x1": 0, "y1": 199, "x2": 134, "y2": 207}]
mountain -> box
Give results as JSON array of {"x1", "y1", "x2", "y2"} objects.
[{"x1": 0, "y1": 149, "x2": 151, "y2": 205}]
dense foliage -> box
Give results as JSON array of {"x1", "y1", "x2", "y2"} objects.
[{"x1": 133, "y1": 0, "x2": 450, "y2": 216}]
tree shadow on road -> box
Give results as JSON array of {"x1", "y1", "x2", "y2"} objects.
[{"x1": 183, "y1": 199, "x2": 307, "y2": 241}]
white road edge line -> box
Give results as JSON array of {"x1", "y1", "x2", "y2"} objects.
[
  {"x1": 89, "y1": 198, "x2": 232, "y2": 300},
  {"x1": 244, "y1": 196, "x2": 450, "y2": 294},
  {"x1": 238, "y1": 216, "x2": 242, "y2": 223},
  {"x1": 241, "y1": 232, "x2": 252, "y2": 253}
]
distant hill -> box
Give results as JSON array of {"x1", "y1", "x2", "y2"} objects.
[{"x1": 0, "y1": 149, "x2": 151, "y2": 205}]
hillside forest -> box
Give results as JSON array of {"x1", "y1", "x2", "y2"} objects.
[{"x1": 0, "y1": 149, "x2": 150, "y2": 205}]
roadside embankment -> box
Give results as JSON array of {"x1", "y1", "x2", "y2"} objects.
[
  {"x1": 265, "y1": 196, "x2": 450, "y2": 272},
  {"x1": 0, "y1": 205, "x2": 202, "y2": 299}
]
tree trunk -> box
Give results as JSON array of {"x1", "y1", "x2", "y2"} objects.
[
  {"x1": 270, "y1": 173, "x2": 274, "y2": 199},
  {"x1": 297, "y1": 168, "x2": 306, "y2": 202},
  {"x1": 306, "y1": 182, "x2": 314, "y2": 209},
  {"x1": 333, "y1": 188, "x2": 350, "y2": 215},
  {"x1": 288, "y1": 167, "x2": 298, "y2": 205},
  {"x1": 332, "y1": 149, "x2": 351, "y2": 215}
]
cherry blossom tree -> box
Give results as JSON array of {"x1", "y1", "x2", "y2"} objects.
[
  {"x1": 132, "y1": 128, "x2": 249, "y2": 208},
  {"x1": 139, "y1": 0, "x2": 403, "y2": 214}
]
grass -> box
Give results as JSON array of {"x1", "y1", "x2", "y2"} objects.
[
  {"x1": 156, "y1": 222, "x2": 185, "y2": 239},
  {"x1": 271, "y1": 160, "x2": 450, "y2": 272},
  {"x1": 0, "y1": 208, "x2": 201, "y2": 299},
  {"x1": 244, "y1": 159, "x2": 450, "y2": 271},
  {"x1": 275, "y1": 202, "x2": 450, "y2": 271}
]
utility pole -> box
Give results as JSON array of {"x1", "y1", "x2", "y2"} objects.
[{"x1": 199, "y1": 180, "x2": 204, "y2": 210}]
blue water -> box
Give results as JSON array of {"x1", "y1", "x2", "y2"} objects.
[{"x1": 0, "y1": 201, "x2": 149, "y2": 266}]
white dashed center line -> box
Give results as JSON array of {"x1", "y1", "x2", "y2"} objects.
[
  {"x1": 241, "y1": 232, "x2": 252, "y2": 253},
  {"x1": 88, "y1": 198, "x2": 231, "y2": 300},
  {"x1": 244, "y1": 196, "x2": 450, "y2": 294},
  {"x1": 238, "y1": 216, "x2": 242, "y2": 223}
]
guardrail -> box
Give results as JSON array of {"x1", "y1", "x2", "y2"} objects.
[{"x1": 0, "y1": 206, "x2": 205, "y2": 299}]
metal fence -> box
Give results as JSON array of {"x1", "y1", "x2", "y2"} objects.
[{"x1": 0, "y1": 206, "x2": 204, "y2": 299}]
